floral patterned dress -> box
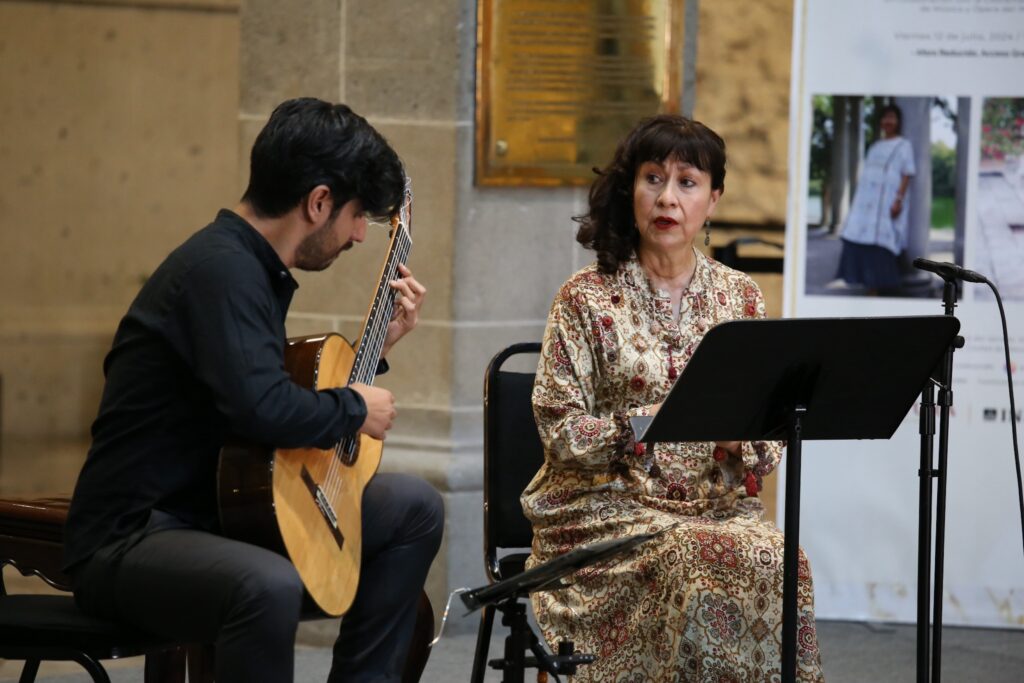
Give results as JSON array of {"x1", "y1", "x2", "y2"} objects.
[{"x1": 523, "y1": 251, "x2": 824, "y2": 682}]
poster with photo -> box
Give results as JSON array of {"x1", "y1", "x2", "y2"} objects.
[{"x1": 784, "y1": 0, "x2": 1024, "y2": 627}]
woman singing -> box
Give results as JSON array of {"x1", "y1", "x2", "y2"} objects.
[{"x1": 523, "y1": 114, "x2": 825, "y2": 681}]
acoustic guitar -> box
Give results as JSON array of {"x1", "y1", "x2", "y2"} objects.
[{"x1": 217, "y1": 182, "x2": 413, "y2": 616}]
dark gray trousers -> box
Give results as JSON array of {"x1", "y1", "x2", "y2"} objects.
[{"x1": 72, "y1": 473, "x2": 444, "y2": 683}]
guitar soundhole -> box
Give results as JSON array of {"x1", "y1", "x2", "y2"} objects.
[{"x1": 340, "y1": 436, "x2": 359, "y2": 466}]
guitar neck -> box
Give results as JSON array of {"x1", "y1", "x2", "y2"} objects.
[{"x1": 348, "y1": 222, "x2": 412, "y2": 386}]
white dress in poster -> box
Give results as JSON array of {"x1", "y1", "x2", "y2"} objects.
[{"x1": 784, "y1": 0, "x2": 1024, "y2": 627}]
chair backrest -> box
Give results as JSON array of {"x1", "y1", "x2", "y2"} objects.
[
  {"x1": 0, "y1": 495, "x2": 195, "y2": 683},
  {"x1": 0, "y1": 497, "x2": 73, "y2": 594},
  {"x1": 482, "y1": 342, "x2": 544, "y2": 582}
]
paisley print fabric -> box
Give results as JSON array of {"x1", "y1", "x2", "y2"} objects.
[{"x1": 523, "y1": 250, "x2": 824, "y2": 682}]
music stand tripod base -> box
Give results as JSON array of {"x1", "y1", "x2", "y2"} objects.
[
  {"x1": 461, "y1": 531, "x2": 664, "y2": 682},
  {"x1": 635, "y1": 316, "x2": 960, "y2": 683}
]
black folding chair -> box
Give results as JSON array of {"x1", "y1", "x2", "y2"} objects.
[
  {"x1": 469, "y1": 342, "x2": 542, "y2": 682},
  {"x1": 470, "y1": 342, "x2": 598, "y2": 682}
]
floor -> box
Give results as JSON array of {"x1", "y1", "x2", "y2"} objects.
[
  {"x1": 2, "y1": 618, "x2": 1024, "y2": 681},
  {"x1": 2, "y1": 424, "x2": 1023, "y2": 681}
]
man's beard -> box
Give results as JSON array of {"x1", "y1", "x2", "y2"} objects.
[{"x1": 295, "y1": 221, "x2": 348, "y2": 272}]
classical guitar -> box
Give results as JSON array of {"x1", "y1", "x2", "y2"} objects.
[{"x1": 218, "y1": 181, "x2": 413, "y2": 616}]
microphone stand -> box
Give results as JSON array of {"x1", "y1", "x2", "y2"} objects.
[{"x1": 917, "y1": 277, "x2": 964, "y2": 683}]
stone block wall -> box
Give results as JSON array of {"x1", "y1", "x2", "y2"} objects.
[
  {"x1": 1, "y1": 0, "x2": 795, "y2": 637},
  {"x1": 0, "y1": 0, "x2": 241, "y2": 437},
  {"x1": 694, "y1": 0, "x2": 794, "y2": 227}
]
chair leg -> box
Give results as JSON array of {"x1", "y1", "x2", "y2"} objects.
[
  {"x1": 18, "y1": 659, "x2": 40, "y2": 683},
  {"x1": 401, "y1": 590, "x2": 435, "y2": 683},
  {"x1": 469, "y1": 603, "x2": 496, "y2": 683},
  {"x1": 68, "y1": 652, "x2": 112, "y2": 683},
  {"x1": 143, "y1": 646, "x2": 187, "y2": 683},
  {"x1": 186, "y1": 643, "x2": 216, "y2": 683}
]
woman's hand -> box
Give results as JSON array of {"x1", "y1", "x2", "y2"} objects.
[{"x1": 890, "y1": 196, "x2": 904, "y2": 218}]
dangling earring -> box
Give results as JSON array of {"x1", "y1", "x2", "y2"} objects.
[{"x1": 704, "y1": 219, "x2": 711, "y2": 246}]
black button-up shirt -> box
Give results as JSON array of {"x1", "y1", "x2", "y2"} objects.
[{"x1": 64, "y1": 210, "x2": 368, "y2": 571}]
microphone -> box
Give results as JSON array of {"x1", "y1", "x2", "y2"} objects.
[{"x1": 912, "y1": 257, "x2": 987, "y2": 284}]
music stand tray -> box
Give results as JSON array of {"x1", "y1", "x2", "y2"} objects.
[
  {"x1": 460, "y1": 530, "x2": 663, "y2": 613},
  {"x1": 632, "y1": 316, "x2": 961, "y2": 683}
]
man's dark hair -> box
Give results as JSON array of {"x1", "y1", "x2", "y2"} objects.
[
  {"x1": 242, "y1": 98, "x2": 405, "y2": 220},
  {"x1": 575, "y1": 114, "x2": 726, "y2": 274}
]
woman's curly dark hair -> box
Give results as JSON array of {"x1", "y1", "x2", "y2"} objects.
[{"x1": 575, "y1": 114, "x2": 727, "y2": 273}]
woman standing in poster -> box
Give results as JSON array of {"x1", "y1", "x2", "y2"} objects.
[{"x1": 834, "y1": 104, "x2": 916, "y2": 294}]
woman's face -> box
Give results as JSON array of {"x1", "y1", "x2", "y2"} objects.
[
  {"x1": 633, "y1": 157, "x2": 721, "y2": 257},
  {"x1": 880, "y1": 110, "x2": 900, "y2": 138}
]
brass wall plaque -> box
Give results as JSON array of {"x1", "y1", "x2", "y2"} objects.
[{"x1": 476, "y1": 0, "x2": 683, "y2": 186}]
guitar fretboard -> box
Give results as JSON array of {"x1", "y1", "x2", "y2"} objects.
[{"x1": 348, "y1": 222, "x2": 413, "y2": 387}]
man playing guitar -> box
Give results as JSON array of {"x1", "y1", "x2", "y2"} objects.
[{"x1": 63, "y1": 98, "x2": 442, "y2": 683}]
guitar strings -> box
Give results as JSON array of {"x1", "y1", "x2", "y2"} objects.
[
  {"x1": 323, "y1": 232, "x2": 410, "y2": 500},
  {"x1": 321, "y1": 226, "x2": 412, "y2": 502}
]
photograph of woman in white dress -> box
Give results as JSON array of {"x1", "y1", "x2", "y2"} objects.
[
  {"x1": 832, "y1": 104, "x2": 915, "y2": 294},
  {"x1": 803, "y1": 95, "x2": 968, "y2": 298}
]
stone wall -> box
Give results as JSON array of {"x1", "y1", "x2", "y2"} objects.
[
  {"x1": 0, "y1": 0, "x2": 240, "y2": 437},
  {"x1": 694, "y1": 0, "x2": 794, "y2": 227},
  {"x1": 1, "y1": 0, "x2": 795, "y2": 637}
]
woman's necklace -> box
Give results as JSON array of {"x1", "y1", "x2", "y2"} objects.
[
  {"x1": 644, "y1": 256, "x2": 697, "y2": 323},
  {"x1": 638, "y1": 255, "x2": 700, "y2": 383}
]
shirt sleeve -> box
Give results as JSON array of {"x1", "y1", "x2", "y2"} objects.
[
  {"x1": 900, "y1": 139, "x2": 916, "y2": 176},
  {"x1": 532, "y1": 283, "x2": 651, "y2": 471},
  {"x1": 169, "y1": 253, "x2": 366, "y2": 449}
]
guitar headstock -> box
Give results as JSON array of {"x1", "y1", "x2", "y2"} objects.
[{"x1": 389, "y1": 176, "x2": 413, "y2": 239}]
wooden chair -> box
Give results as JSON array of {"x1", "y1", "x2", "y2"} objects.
[
  {"x1": 0, "y1": 496, "x2": 190, "y2": 683},
  {"x1": 0, "y1": 496, "x2": 433, "y2": 683}
]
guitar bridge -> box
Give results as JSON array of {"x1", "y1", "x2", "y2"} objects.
[{"x1": 300, "y1": 465, "x2": 345, "y2": 550}]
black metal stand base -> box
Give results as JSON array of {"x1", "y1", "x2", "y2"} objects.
[
  {"x1": 917, "y1": 279, "x2": 964, "y2": 683},
  {"x1": 487, "y1": 599, "x2": 594, "y2": 683},
  {"x1": 782, "y1": 406, "x2": 806, "y2": 683}
]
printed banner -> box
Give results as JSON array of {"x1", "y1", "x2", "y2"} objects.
[{"x1": 783, "y1": 0, "x2": 1024, "y2": 626}]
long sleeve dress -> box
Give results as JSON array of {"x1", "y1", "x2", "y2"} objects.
[{"x1": 522, "y1": 251, "x2": 825, "y2": 682}]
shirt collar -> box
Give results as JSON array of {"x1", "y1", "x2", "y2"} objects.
[{"x1": 215, "y1": 209, "x2": 298, "y2": 291}]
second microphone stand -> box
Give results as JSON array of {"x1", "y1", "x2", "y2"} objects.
[{"x1": 917, "y1": 277, "x2": 964, "y2": 683}]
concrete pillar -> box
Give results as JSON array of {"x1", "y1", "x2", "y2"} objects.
[
  {"x1": 897, "y1": 96, "x2": 933, "y2": 272},
  {"x1": 830, "y1": 96, "x2": 852, "y2": 232},
  {"x1": 681, "y1": 0, "x2": 699, "y2": 118},
  {"x1": 848, "y1": 96, "x2": 865, "y2": 200},
  {"x1": 954, "y1": 97, "x2": 970, "y2": 267}
]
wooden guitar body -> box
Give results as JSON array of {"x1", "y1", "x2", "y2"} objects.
[
  {"x1": 218, "y1": 333, "x2": 382, "y2": 616},
  {"x1": 219, "y1": 180, "x2": 412, "y2": 618}
]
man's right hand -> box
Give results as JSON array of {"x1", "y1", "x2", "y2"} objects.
[{"x1": 350, "y1": 383, "x2": 396, "y2": 440}]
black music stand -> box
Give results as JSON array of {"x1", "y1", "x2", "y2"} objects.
[
  {"x1": 460, "y1": 530, "x2": 664, "y2": 682},
  {"x1": 631, "y1": 316, "x2": 961, "y2": 683}
]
